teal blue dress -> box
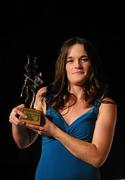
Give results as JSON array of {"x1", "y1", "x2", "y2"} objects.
[{"x1": 35, "y1": 100, "x2": 101, "y2": 180}]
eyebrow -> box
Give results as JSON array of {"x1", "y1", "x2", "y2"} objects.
[{"x1": 67, "y1": 55, "x2": 88, "y2": 59}]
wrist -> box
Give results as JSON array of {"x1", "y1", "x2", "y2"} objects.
[{"x1": 53, "y1": 126, "x2": 64, "y2": 140}]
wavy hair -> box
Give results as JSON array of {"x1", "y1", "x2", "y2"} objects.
[{"x1": 48, "y1": 37, "x2": 108, "y2": 109}]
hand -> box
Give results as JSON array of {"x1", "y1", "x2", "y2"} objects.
[
  {"x1": 34, "y1": 87, "x2": 47, "y2": 112},
  {"x1": 25, "y1": 116, "x2": 58, "y2": 137},
  {"x1": 9, "y1": 104, "x2": 27, "y2": 126}
]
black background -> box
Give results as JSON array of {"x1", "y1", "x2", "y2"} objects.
[{"x1": 1, "y1": 1, "x2": 125, "y2": 179}]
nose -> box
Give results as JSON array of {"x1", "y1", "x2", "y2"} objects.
[{"x1": 74, "y1": 59, "x2": 82, "y2": 68}]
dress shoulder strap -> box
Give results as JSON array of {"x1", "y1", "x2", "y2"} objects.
[{"x1": 93, "y1": 100, "x2": 101, "y2": 114}]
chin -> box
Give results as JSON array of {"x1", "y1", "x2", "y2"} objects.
[
  {"x1": 72, "y1": 77, "x2": 88, "y2": 85},
  {"x1": 71, "y1": 80, "x2": 85, "y2": 86}
]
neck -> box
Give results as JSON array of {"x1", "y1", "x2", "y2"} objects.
[{"x1": 68, "y1": 85, "x2": 85, "y2": 100}]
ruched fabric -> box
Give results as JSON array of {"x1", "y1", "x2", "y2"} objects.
[{"x1": 35, "y1": 100, "x2": 101, "y2": 180}]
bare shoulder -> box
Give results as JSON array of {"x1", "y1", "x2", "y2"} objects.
[
  {"x1": 99, "y1": 97, "x2": 117, "y2": 114},
  {"x1": 97, "y1": 97, "x2": 117, "y2": 127},
  {"x1": 101, "y1": 97, "x2": 116, "y2": 105}
]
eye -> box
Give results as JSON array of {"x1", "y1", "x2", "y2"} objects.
[
  {"x1": 80, "y1": 57, "x2": 89, "y2": 63},
  {"x1": 66, "y1": 58, "x2": 74, "y2": 63}
]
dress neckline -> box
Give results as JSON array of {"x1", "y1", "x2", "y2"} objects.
[{"x1": 46, "y1": 106, "x2": 94, "y2": 127}]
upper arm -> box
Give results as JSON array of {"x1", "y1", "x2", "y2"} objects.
[{"x1": 92, "y1": 97, "x2": 117, "y2": 163}]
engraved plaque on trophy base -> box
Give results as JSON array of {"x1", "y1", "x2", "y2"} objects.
[{"x1": 20, "y1": 108, "x2": 41, "y2": 125}]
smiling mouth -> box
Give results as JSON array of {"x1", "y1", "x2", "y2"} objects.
[{"x1": 72, "y1": 71, "x2": 84, "y2": 74}]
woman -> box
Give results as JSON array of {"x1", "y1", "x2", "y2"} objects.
[{"x1": 9, "y1": 37, "x2": 117, "y2": 180}]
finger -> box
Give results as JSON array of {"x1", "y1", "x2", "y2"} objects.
[
  {"x1": 16, "y1": 104, "x2": 25, "y2": 109},
  {"x1": 9, "y1": 105, "x2": 27, "y2": 123},
  {"x1": 25, "y1": 123, "x2": 45, "y2": 133},
  {"x1": 13, "y1": 107, "x2": 27, "y2": 118},
  {"x1": 9, "y1": 114, "x2": 26, "y2": 126},
  {"x1": 9, "y1": 117, "x2": 25, "y2": 126},
  {"x1": 37, "y1": 129, "x2": 47, "y2": 135},
  {"x1": 25, "y1": 123, "x2": 41, "y2": 130},
  {"x1": 37, "y1": 130, "x2": 42, "y2": 135}
]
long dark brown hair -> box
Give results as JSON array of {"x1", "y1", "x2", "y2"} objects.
[{"x1": 47, "y1": 37, "x2": 109, "y2": 109}]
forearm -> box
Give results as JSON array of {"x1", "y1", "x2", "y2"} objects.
[
  {"x1": 12, "y1": 124, "x2": 38, "y2": 149},
  {"x1": 54, "y1": 128, "x2": 102, "y2": 167}
]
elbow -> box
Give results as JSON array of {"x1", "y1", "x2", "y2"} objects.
[
  {"x1": 17, "y1": 144, "x2": 27, "y2": 149},
  {"x1": 80, "y1": 154, "x2": 106, "y2": 168},
  {"x1": 91, "y1": 156, "x2": 106, "y2": 168},
  {"x1": 92, "y1": 161, "x2": 103, "y2": 168},
  {"x1": 90, "y1": 145, "x2": 108, "y2": 168},
  {"x1": 14, "y1": 139, "x2": 30, "y2": 149},
  {"x1": 15, "y1": 142, "x2": 28, "y2": 149}
]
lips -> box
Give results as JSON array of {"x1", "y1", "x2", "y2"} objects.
[{"x1": 72, "y1": 71, "x2": 84, "y2": 74}]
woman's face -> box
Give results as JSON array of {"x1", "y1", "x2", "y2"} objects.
[{"x1": 65, "y1": 44, "x2": 91, "y2": 86}]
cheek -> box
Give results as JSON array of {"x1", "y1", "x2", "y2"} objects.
[
  {"x1": 65, "y1": 65, "x2": 72, "y2": 79},
  {"x1": 88, "y1": 64, "x2": 93, "y2": 73},
  {"x1": 66, "y1": 64, "x2": 71, "y2": 74},
  {"x1": 85, "y1": 65, "x2": 93, "y2": 78},
  {"x1": 84, "y1": 63, "x2": 91, "y2": 71}
]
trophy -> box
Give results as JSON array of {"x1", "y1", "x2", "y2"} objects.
[{"x1": 19, "y1": 55, "x2": 44, "y2": 125}]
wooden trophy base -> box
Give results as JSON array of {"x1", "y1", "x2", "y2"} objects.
[{"x1": 20, "y1": 108, "x2": 41, "y2": 125}]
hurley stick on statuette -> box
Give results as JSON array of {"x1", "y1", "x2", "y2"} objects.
[{"x1": 20, "y1": 55, "x2": 44, "y2": 125}]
